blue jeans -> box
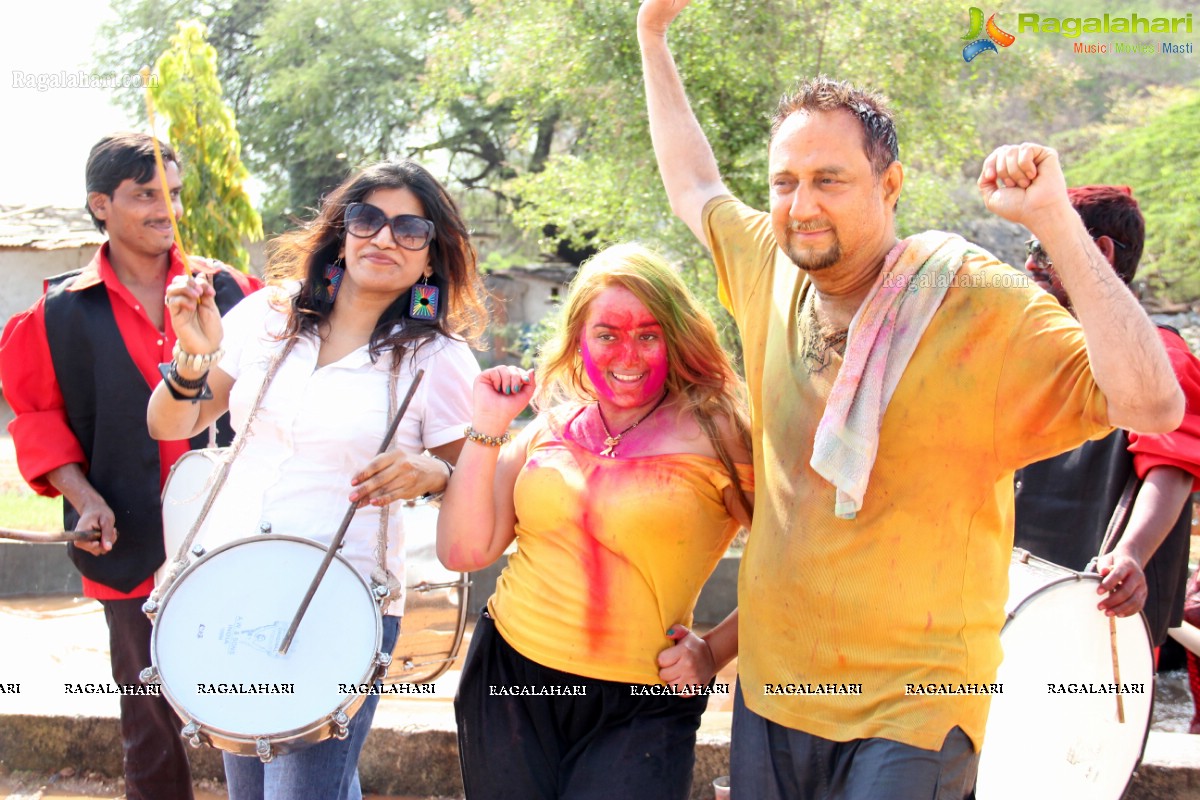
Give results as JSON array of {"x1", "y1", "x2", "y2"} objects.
[{"x1": 223, "y1": 615, "x2": 400, "y2": 800}]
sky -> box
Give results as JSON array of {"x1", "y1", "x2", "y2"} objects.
[
  {"x1": 1, "y1": 3, "x2": 1197, "y2": 211},
  {"x1": 1, "y1": 1, "x2": 139, "y2": 208}
]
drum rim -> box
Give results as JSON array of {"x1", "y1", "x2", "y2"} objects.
[
  {"x1": 980, "y1": 565, "x2": 1154, "y2": 799},
  {"x1": 159, "y1": 446, "x2": 227, "y2": 506},
  {"x1": 149, "y1": 534, "x2": 384, "y2": 746}
]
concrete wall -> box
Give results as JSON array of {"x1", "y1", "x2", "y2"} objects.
[
  {"x1": 0, "y1": 543, "x2": 81, "y2": 597},
  {"x1": 0, "y1": 245, "x2": 99, "y2": 326}
]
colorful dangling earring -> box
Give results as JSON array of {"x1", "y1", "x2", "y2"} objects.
[
  {"x1": 319, "y1": 259, "x2": 345, "y2": 307},
  {"x1": 408, "y1": 274, "x2": 439, "y2": 320}
]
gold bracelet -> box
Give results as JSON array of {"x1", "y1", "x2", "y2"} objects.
[
  {"x1": 464, "y1": 425, "x2": 511, "y2": 447},
  {"x1": 172, "y1": 341, "x2": 225, "y2": 374}
]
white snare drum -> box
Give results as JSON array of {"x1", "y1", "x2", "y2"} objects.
[
  {"x1": 158, "y1": 448, "x2": 229, "y2": 589},
  {"x1": 976, "y1": 549, "x2": 1153, "y2": 799},
  {"x1": 158, "y1": 455, "x2": 469, "y2": 686},
  {"x1": 142, "y1": 536, "x2": 387, "y2": 761},
  {"x1": 387, "y1": 501, "x2": 470, "y2": 684}
]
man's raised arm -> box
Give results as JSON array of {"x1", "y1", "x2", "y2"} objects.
[
  {"x1": 979, "y1": 143, "x2": 1184, "y2": 434},
  {"x1": 637, "y1": 0, "x2": 728, "y2": 244}
]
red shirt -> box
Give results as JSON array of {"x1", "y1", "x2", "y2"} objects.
[
  {"x1": 0, "y1": 244, "x2": 259, "y2": 599},
  {"x1": 1129, "y1": 327, "x2": 1200, "y2": 489}
]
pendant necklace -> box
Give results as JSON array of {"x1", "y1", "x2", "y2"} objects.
[
  {"x1": 597, "y1": 391, "x2": 669, "y2": 457},
  {"x1": 799, "y1": 291, "x2": 849, "y2": 374}
]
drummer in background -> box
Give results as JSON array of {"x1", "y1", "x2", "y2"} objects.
[
  {"x1": 0, "y1": 132, "x2": 260, "y2": 800},
  {"x1": 438, "y1": 243, "x2": 753, "y2": 800},
  {"x1": 1014, "y1": 185, "x2": 1200, "y2": 656},
  {"x1": 146, "y1": 160, "x2": 488, "y2": 800}
]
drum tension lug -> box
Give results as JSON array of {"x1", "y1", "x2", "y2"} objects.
[
  {"x1": 377, "y1": 651, "x2": 392, "y2": 667},
  {"x1": 256, "y1": 737, "x2": 274, "y2": 763},
  {"x1": 139, "y1": 666, "x2": 160, "y2": 685},
  {"x1": 141, "y1": 598, "x2": 158, "y2": 617},
  {"x1": 181, "y1": 721, "x2": 203, "y2": 749},
  {"x1": 333, "y1": 711, "x2": 351, "y2": 740}
]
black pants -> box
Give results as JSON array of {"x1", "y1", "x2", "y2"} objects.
[
  {"x1": 101, "y1": 598, "x2": 194, "y2": 800},
  {"x1": 454, "y1": 612, "x2": 707, "y2": 800}
]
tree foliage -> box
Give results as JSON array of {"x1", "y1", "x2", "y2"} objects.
[
  {"x1": 101, "y1": 0, "x2": 479, "y2": 226},
  {"x1": 153, "y1": 21, "x2": 262, "y2": 271},
  {"x1": 1066, "y1": 87, "x2": 1200, "y2": 302},
  {"x1": 420, "y1": 0, "x2": 1076, "y2": 348}
]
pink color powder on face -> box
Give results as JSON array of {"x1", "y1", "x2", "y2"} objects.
[
  {"x1": 579, "y1": 286, "x2": 670, "y2": 410},
  {"x1": 580, "y1": 339, "x2": 668, "y2": 407}
]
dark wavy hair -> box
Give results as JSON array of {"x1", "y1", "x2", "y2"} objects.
[
  {"x1": 770, "y1": 75, "x2": 899, "y2": 179},
  {"x1": 265, "y1": 160, "x2": 489, "y2": 361},
  {"x1": 85, "y1": 132, "x2": 178, "y2": 233},
  {"x1": 1067, "y1": 185, "x2": 1145, "y2": 285}
]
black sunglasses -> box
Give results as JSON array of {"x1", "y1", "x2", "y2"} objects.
[
  {"x1": 344, "y1": 202, "x2": 436, "y2": 251},
  {"x1": 1026, "y1": 234, "x2": 1127, "y2": 271},
  {"x1": 1024, "y1": 238, "x2": 1052, "y2": 271}
]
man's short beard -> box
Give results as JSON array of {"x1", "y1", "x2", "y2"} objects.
[{"x1": 785, "y1": 240, "x2": 842, "y2": 272}]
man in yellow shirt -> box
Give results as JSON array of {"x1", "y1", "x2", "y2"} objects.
[{"x1": 637, "y1": 1, "x2": 1184, "y2": 797}]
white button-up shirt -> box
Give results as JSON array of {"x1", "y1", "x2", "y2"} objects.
[{"x1": 193, "y1": 287, "x2": 478, "y2": 615}]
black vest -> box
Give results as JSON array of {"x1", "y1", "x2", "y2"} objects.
[
  {"x1": 43, "y1": 269, "x2": 248, "y2": 591},
  {"x1": 1014, "y1": 430, "x2": 1192, "y2": 646}
]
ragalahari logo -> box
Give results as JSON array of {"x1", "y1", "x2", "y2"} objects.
[{"x1": 962, "y1": 7, "x2": 1016, "y2": 62}]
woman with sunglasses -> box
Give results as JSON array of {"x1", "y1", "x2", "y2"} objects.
[
  {"x1": 147, "y1": 160, "x2": 488, "y2": 800},
  {"x1": 438, "y1": 243, "x2": 753, "y2": 800}
]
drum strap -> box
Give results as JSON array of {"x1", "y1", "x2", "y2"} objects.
[
  {"x1": 1094, "y1": 473, "x2": 1140, "y2": 568},
  {"x1": 153, "y1": 338, "x2": 299, "y2": 600},
  {"x1": 370, "y1": 358, "x2": 405, "y2": 613}
]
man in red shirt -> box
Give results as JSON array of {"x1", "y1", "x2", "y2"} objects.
[
  {"x1": 0, "y1": 132, "x2": 258, "y2": 799},
  {"x1": 1014, "y1": 185, "x2": 1200, "y2": 650}
]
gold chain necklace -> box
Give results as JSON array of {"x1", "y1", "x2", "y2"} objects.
[
  {"x1": 596, "y1": 391, "x2": 669, "y2": 457},
  {"x1": 799, "y1": 292, "x2": 848, "y2": 374}
]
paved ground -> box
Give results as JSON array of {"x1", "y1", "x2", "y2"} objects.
[{"x1": 0, "y1": 595, "x2": 738, "y2": 800}]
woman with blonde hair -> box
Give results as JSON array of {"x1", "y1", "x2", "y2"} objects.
[{"x1": 438, "y1": 242, "x2": 752, "y2": 799}]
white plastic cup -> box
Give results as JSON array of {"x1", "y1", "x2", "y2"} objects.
[{"x1": 713, "y1": 774, "x2": 731, "y2": 799}]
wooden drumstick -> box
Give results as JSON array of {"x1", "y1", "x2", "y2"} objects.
[
  {"x1": 138, "y1": 66, "x2": 191, "y2": 278},
  {"x1": 1109, "y1": 615, "x2": 1125, "y2": 724},
  {"x1": 278, "y1": 369, "x2": 425, "y2": 655},
  {"x1": 0, "y1": 527, "x2": 103, "y2": 544}
]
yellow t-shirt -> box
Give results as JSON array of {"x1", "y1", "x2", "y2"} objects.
[
  {"x1": 704, "y1": 196, "x2": 1111, "y2": 751},
  {"x1": 489, "y1": 406, "x2": 754, "y2": 685}
]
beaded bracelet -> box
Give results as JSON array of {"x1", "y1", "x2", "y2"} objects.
[
  {"x1": 158, "y1": 362, "x2": 213, "y2": 402},
  {"x1": 172, "y1": 341, "x2": 225, "y2": 374},
  {"x1": 464, "y1": 426, "x2": 511, "y2": 447}
]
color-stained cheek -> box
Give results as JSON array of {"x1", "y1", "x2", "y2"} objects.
[
  {"x1": 580, "y1": 342, "x2": 614, "y2": 401},
  {"x1": 643, "y1": 349, "x2": 668, "y2": 397},
  {"x1": 580, "y1": 341, "x2": 669, "y2": 404}
]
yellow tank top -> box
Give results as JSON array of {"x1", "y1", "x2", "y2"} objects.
[{"x1": 489, "y1": 407, "x2": 753, "y2": 685}]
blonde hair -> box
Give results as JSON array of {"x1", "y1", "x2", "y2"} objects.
[{"x1": 537, "y1": 243, "x2": 751, "y2": 514}]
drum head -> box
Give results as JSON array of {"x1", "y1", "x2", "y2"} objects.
[
  {"x1": 158, "y1": 449, "x2": 227, "y2": 587},
  {"x1": 977, "y1": 573, "x2": 1153, "y2": 799},
  {"x1": 152, "y1": 537, "x2": 380, "y2": 739}
]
